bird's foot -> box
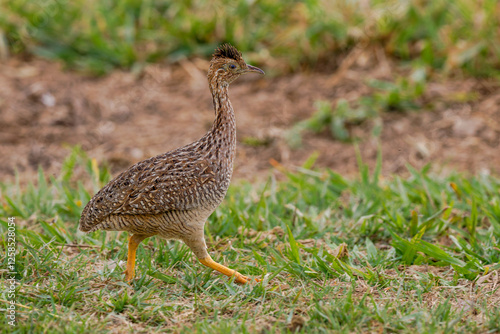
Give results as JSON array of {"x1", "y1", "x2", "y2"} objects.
[
  {"x1": 233, "y1": 272, "x2": 260, "y2": 284},
  {"x1": 199, "y1": 255, "x2": 260, "y2": 285}
]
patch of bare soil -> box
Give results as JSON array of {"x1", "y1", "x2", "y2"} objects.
[{"x1": 1, "y1": 51, "x2": 499, "y2": 184}]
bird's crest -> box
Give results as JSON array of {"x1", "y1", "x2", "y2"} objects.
[{"x1": 213, "y1": 43, "x2": 242, "y2": 61}]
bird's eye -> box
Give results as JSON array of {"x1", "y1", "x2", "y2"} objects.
[{"x1": 229, "y1": 64, "x2": 236, "y2": 69}]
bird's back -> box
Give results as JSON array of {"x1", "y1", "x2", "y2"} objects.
[{"x1": 79, "y1": 138, "x2": 230, "y2": 233}]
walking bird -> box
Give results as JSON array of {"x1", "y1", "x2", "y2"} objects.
[{"x1": 79, "y1": 44, "x2": 264, "y2": 284}]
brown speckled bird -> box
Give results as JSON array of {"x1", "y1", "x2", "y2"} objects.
[{"x1": 79, "y1": 44, "x2": 264, "y2": 284}]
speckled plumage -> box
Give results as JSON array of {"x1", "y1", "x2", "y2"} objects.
[{"x1": 79, "y1": 44, "x2": 264, "y2": 269}]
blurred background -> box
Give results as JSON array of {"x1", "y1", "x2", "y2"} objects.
[{"x1": 1, "y1": 0, "x2": 499, "y2": 181}]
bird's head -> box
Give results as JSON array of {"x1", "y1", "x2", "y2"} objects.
[{"x1": 207, "y1": 44, "x2": 264, "y2": 89}]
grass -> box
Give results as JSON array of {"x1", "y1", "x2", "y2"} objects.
[
  {"x1": 1, "y1": 146, "x2": 499, "y2": 333},
  {"x1": 1, "y1": 0, "x2": 499, "y2": 76}
]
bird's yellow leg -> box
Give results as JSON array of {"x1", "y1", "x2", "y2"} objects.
[
  {"x1": 199, "y1": 255, "x2": 259, "y2": 284},
  {"x1": 124, "y1": 234, "x2": 150, "y2": 282}
]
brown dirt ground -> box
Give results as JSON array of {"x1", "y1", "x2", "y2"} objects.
[{"x1": 1, "y1": 48, "x2": 500, "y2": 184}]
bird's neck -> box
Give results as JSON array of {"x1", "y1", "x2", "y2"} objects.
[
  {"x1": 211, "y1": 83, "x2": 235, "y2": 128},
  {"x1": 206, "y1": 81, "x2": 237, "y2": 173}
]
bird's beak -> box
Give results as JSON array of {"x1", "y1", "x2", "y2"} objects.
[{"x1": 244, "y1": 64, "x2": 265, "y2": 75}]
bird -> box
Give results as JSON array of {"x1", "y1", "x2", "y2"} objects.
[{"x1": 79, "y1": 44, "x2": 264, "y2": 284}]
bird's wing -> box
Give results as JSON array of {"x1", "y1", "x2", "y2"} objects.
[{"x1": 79, "y1": 152, "x2": 215, "y2": 231}]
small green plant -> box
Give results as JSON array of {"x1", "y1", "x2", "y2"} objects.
[
  {"x1": 285, "y1": 99, "x2": 378, "y2": 147},
  {"x1": 368, "y1": 67, "x2": 427, "y2": 112},
  {"x1": 286, "y1": 68, "x2": 428, "y2": 147},
  {"x1": 241, "y1": 136, "x2": 272, "y2": 147}
]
